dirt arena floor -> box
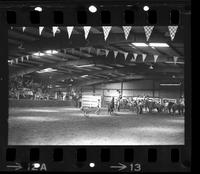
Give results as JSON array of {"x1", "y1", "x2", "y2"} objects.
[{"x1": 8, "y1": 107, "x2": 184, "y2": 145}]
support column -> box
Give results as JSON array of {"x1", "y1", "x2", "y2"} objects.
[
  {"x1": 121, "y1": 81, "x2": 123, "y2": 97},
  {"x1": 153, "y1": 80, "x2": 155, "y2": 97}
]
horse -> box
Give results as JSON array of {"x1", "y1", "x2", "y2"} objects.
[
  {"x1": 143, "y1": 99, "x2": 164, "y2": 113},
  {"x1": 167, "y1": 101, "x2": 184, "y2": 115}
]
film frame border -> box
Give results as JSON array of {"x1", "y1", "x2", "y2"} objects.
[{"x1": 0, "y1": 0, "x2": 191, "y2": 172}]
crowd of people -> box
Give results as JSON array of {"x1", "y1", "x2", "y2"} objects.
[
  {"x1": 108, "y1": 95, "x2": 185, "y2": 115},
  {"x1": 9, "y1": 77, "x2": 64, "y2": 100}
]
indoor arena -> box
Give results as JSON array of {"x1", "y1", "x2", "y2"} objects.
[{"x1": 8, "y1": 26, "x2": 185, "y2": 145}]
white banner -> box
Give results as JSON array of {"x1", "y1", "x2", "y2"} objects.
[
  {"x1": 144, "y1": 26, "x2": 154, "y2": 41},
  {"x1": 122, "y1": 26, "x2": 132, "y2": 40},
  {"x1": 102, "y1": 26, "x2": 112, "y2": 41},
  {"x1": 22, "y1": 27, "x2": 26, "y2": 32},
  {"x1": 114, "y1": 51, "x2": 118, "y2": 58},
  {"x1": 83, "y1": 26, "x2": 91, "y2": 39},
  {"x1": 63, "y1": 49, "x2": 67, "y2": 54},
  {"x1": 96, "y1": 49, "x2": 100, "y2": 56},
  {"x1": 124, "y1": 52, "x2": 129, "y2": 60},
  {"x1": 39, "y1": 26, "x2": 44, "y2": 36},
  {"x1": 88, "y1": 47, "x2": 92, "y2": 54},
  {"x1": 153, "y1": 55, "x2": 159, "y2": 63},
  {"x1": 142, "y1": 54, "x2": 147, "y2": 62},
  {"x1": 133, "y1": 53, "x2": 138, "y2": 61},
  {"x1": 52, "y1": 26, "x2": 58, "y2": 37},
  {"x1": 168, "y1": 26, "x2": 178, "y2": 41},
  {"x1": 26, "y1": 55, "x2": 29, "y2": 60},
  {"x1": 67, "y1": 26, "x2": 74, "y2": 39},
  {"x1": 173, "y1": 56, "x2": 178, "y2": 64},
  {"x1": 21, "y1": 57, "x2": 24, "y2": 62},
  {"x1": 71, "y1": 48, "x2": 75, "y2": 54},
  {"x1": 105, "y1": 49, "x2": 109, "y2": 57}
]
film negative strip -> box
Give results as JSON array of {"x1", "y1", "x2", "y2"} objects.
[{"x1": 0, "y1": 0, "x2": 191, "y2": 172}]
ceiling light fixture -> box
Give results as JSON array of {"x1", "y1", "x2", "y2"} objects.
[
  {"x1": 81, "y1": 75, "x2": 89, "y2": 78},
  {"x1": 149, "y1": 65, "x2": 154, "y2": 69},
  {"x1": 160, "y1": 83, "x2": 181, "y2": 86},
  {"x1": 34, "y1": 7, "x2": 43, "y2": 12},
  {"x1": 37, "y1": 68, "x2": 57, "y2": 73},
  {"x1": 132, "y1": 43, "x2": 148, "y2": 47},
  {"x1": 149, "y1": 43, "x2": 169, "y2": 47},
  {"x1": 88, "y1": 5, "x2": 97, "y2": 13},
  {"x1": 143, "y1": 6, "x2": 149, "y2": 11},
  {"x1": 76, "y1": 64, "x2": 95, "y2": 68}
]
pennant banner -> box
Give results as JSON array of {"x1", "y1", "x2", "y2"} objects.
[
  {"x1": 83, "y1": 26, "x2": 91, "y2": 39},
  {"x1": 88, "y1": 47, "x2": 92, "y2": 54},
  {"x1": 22, "y1": 27, "x2": 26, "y2": 32},
  {"x1": 173, "y1": 56, "x2": 178, "y2": 65},
  {"x1": 63, "y1": 49, "x2": 67, "y2": 54},
  {"x1": 102, "y1": 26, "x2": 112, "y2": 41},
  {"x1": 105, "y1": 49, "x2": 109, "y2": 57},
  {"x1": 153, "y1": 55, "x2": 159, "y2": 63},
  {"x1": 96, "y1": 49, "x2": 100, "y2": 56},
  {"x1": 52, "y1": 26, "x2": 58, "y2": 37},
  {"x1": 67, "y1": 26, "x2": 74, "y2": 39},
  {"x1": 168, "y1": 26, "x2": 178, "y2": 41},
  {"x1": 144, "y1": 26, "x2": 154, "y2": 41},
  {"x1": 122, "y1": 26, "x2": 132, "y2": 40},
  {"x1": 21, "y1": 57, "x2": 24, "y2": 62},
  {"x1": 114, "y1": 51, "x2": 118, "y2": 58},
  {"x1": 39, "y1": 26, "x2": 44, "y2": 36},
  {"x1": 142, "y1": 54, "x2": 147, "y2": 62},
  {"x1": 124, "y1": 52, "x2": 129, "y2": 60},
  {"x1": 26, "y1": 55, "x2": 29, "y2": 61},
  {"x1": 71, "y1": 48, "x2": 75, "y2": 54},
  {"x1": 15, "y1": 58, "x2": 18, "y2": 64},
  {"x1": 133, "y1": 53, "x2": 138, "y2": 61}
]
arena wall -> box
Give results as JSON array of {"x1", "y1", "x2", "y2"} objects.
[
  {"x1": 9, "y1": 99, "x2": 75, "y2": 108},
  {"x1": 81, "y1": 80, "x2": 183, "y2": 105}
]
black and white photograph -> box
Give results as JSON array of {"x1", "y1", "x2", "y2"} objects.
[{"x1": 8, "y1": 26, "x2": 185, "y2": 145}]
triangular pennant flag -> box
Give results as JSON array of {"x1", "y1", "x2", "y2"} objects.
[
  {"x1": 153, "y1": 55, "x2": 159, "y2": 63},
  {"x1": 21, "y1": 57, "x2": 24, "y2": 62},
  {"x1": 11, "y1": 26, "x2": 13, "y2": 30},
  {"x1": 15, "y1": 58, "x2": 18, "y2": 64},
  {"x1": 173, "y1": 56, "x2": 178, "y2": 65},
  {"x1": 124, "y1": 52, "x2": 129, "y2": 60},
  {"x1": 105, "y1": 49, "x2": 109, "y2": 57},
  {"x1": 142, "y1": 54, "x2": 147, "y2": 62},
  {"x1": 52, "y1": 26, "x2": 58, "y2": 37},
  {"x1": 22, "y1": 27, "x2": 26, "y2": 32},
  {"x1": 102, "y1": 26, "x2": 112, "y2": 41},
  {"x1": 26, "y1": 55, "x2": 29, "y2": 61},
  {"x1": 168, "y1": 26, "x2": 178, "y2": 41},
  {"x1": 114, "y1": 51, "x2": 118, "y2": 58},
  {"x1": 144, "y1": 26, "x2": 154, "y2": 41},
  {"x1": 66, "y1": 26, "x2": 74, "y2": 39},
  {"x1": 122, "y1": 26, "x2": 132, "y2": 40},
  {"x1": 63, "y1": 49, "x2": 67, "y2": 54},
  {"x1": 133, "y1": 53, "x2": 138, "y2": 61},
  {"x1": 71, "y1": 48, "x2": 75, "y2": 54},
  {"x1": 39, "y1": 26, "x2": 44, "y2": 36},
  {"x1": 96, "y1": 49, "x2": 100, "y2": 56},
  {"x1": 83, "y1": 26, "x2": 91, "y2": 39},
  {"x1": 88, "y1": 47, "x2": 92, "y2": 54}
]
